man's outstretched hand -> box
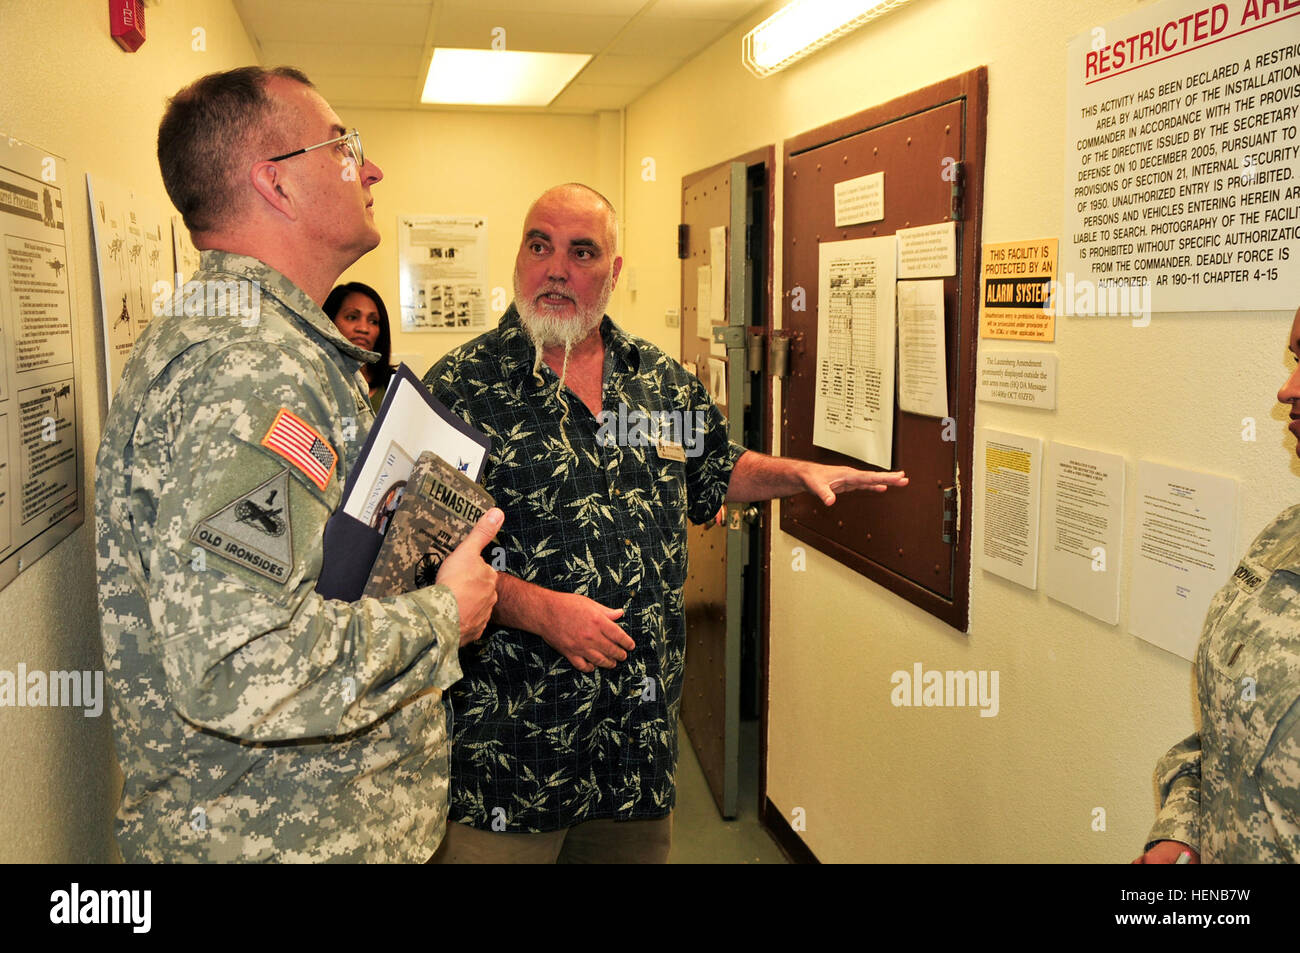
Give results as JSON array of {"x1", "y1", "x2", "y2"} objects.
[
  {"x1": 726, "y1": 450, "x2": 907, "y2": 505},
  {"x1": 797, "y1": 462, "x2": 909, "y2": 506}
]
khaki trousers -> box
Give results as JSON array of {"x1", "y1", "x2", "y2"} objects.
[{"x1": 430, "y1": 814, "x2": 672, "y2": 864}]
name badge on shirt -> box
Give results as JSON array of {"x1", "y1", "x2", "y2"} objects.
[
  {"x1": 656, "y1": 440, "x2": 686, "y2": 462},
  {"x1": 1231, "y1": 559, "x2": 1266, "y2": 596}
]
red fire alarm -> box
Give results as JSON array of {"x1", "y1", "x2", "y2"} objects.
[{"x1": 110, "y1": 0, "x2": 146, "y2": 52}]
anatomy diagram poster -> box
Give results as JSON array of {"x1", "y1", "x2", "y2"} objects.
[{"x1": 87, "y1": 174, "x2": 169, "y2": 400}]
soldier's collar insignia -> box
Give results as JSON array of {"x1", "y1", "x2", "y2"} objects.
[
  {"x1": 261, "y1": 408, "x2": 337, "y2": 490},
  {"x1": 190, "y1": 469, "x2": 294, "y2": 582}
]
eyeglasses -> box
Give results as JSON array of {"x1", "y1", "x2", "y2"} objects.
[{"x1": 266, "y1": 128, "x2": 364, "y2": 169}]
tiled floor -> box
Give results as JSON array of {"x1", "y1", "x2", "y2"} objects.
[{"x1": 668, "y1": 719, "x2": 788, "y2": 864}]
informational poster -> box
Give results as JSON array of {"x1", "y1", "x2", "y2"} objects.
[
  {"x1": 897, "y1": 221, "x2": 956, "y2": 279},
  {"x1": 87, "y1": 174, "x2": 170, "y2": 399},
  {"x1": 833, "y1": 172, "x2": 884, "y2": 227},
  {"x1": 813, "y1": 236, "x2": 896, "y2": 468},
  {"x1": 0, "y1": 134, "x2": 84, "y2": 593},
  {"x1": 981, "y1": 238, "x2": 1058, "y2": 340},
  {"x1": 981, "y1": 429, "x2": 1044, "y2": 590},
  {"x1": 896, "y1": 279, "x2": 947, "y2": 418},
  {"x1": 1130, "y1": 461, "x2": 1238, "y2": 661},
  {"x1": 1064, "y1": 0, "x2": 1300, "y2": 312},
  {"x1": 1043, "y1": 442, "x2": 1125, "y2": 624},
  {"x1": 397, "y1": 215, "x2": 488, "y2": 332},
  {"x1": 977, "y1": 351, "x2": 1059, "y2": 409}
]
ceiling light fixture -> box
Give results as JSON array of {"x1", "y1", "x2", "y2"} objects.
[
  {"x1": 742, "y1": 0, "x2": 915, "y2": 78},
  {"x1": 421, "y1": 48, "x2": 591, "y2": 107}
]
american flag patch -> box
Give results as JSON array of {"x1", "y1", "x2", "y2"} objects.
[{"x1": 260, "y1": 408, "x2": 337, "y2": 490}]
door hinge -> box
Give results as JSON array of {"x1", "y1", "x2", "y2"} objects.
[
  {"x1": 942, "y1": 485, "x2": 958, "y2": 544},
  {"x1": 949, "y1": 160, "x2": 965, "y2": 222},
  {"x1": 677, "y1": 223, "x2": 689, "y2": 259},
  {"x1": 746, "y1": 329, "x2": 764, "y2": 374},
  {"x1": 744, "y1": 222, "x2": 754, "y2": 261},
  {"x1": 768, "y1": 331, "x2": 792, "y2": 379}
]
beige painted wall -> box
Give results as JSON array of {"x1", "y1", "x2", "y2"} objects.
[{"x1": 620, "y1": 0, "x2": 1299, "y2": 862}]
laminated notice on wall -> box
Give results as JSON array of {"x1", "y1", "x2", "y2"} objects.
[
  {"x1": 981, "y1": 429, "x2": 1043, "y2": 590},
  {"x1": 1130, "y1": 461, "x2": 1238, "y2": 661},
  {"x1": 897, "y1": 222, "x2": 956, "y2": 279},
  {"x1": 398, "y1": 215, "x2": 488, "y2": 332},
  {"x1": 1063, "y1": 0, "x2": 1300, "y2": 313},
  {"x1": 1043, "y1": 441, "x2": 1125, "y2": 624},
  {"x1": 812, "y1": 235, "x2": 896, "y2": 468},
  {"x1": 833, "y1": 172, "x2": 884, "y2": 227}
]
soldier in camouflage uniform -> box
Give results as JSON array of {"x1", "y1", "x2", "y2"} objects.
[
  {"x1": 425, "y1": 184, "x2": 907, "y2": 863},
  {"x1": 95, "y1": 67, "x2": 501, "y2": 862},
  {"x1": 1136, "y1": 305, "x2": 1300, "y2": 864}
]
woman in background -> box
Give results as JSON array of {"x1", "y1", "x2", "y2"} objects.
[
  {"x1": 324, "y1": 281, "x2": 394, "y2": 411},
  {"x1": 1135, "y1": 304, "x2": 1300, "y2": 864}
]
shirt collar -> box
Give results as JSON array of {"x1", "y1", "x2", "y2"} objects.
[
  {"x1": 196, "y1": 250, "x2": 379, "y2": 363},
  {"x1": 497, "y1": 304, "x2": 640, "y2": 383}
]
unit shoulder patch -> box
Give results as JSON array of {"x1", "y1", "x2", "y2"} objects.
[{"x1": 190, "y1": 468, "x2": 294, "y2": 582}]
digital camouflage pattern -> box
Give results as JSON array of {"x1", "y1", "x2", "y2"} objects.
[
  {"x1": 423, "y1": 306, "x2": 744, "y2": 832},
  {"x1": 364, "y1": 450, "x2": 495, "y2": 598},
  {"x1": 1148, "y1": 502, "x2": 1300, "y2": 862},
  {"x1": 96, "y1": 251, "x2": 463, "y2": 863}
]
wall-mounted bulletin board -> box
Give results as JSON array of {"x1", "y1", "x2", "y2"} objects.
[{"x1": 781, "y1": 68, "x2": 988, "y2": 632}]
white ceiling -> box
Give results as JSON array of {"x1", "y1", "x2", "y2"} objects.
[{"x1": 232, "y1": 0, "x2": 772, "y2": 113}]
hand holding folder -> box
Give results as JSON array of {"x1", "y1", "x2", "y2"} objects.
[{"x1": 316, "y1": 365, "x2": 491, "y2": 602}]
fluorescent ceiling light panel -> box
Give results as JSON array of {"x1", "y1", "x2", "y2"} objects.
[
  {"x1": 421, "y1": 48, "x2": 591, "y2": 106},
  {"x1": 742, "y1": 0, "x2": 914, "y2": 77}
]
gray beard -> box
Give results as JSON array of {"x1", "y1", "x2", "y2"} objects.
[
  {"x1": 515, "y1": 271, "x2": 612, "y2": 423},
  {"x1": 515, "y1": 273, "x2": 611, "y2": 351}
]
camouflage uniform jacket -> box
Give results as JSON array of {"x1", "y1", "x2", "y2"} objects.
[
  {"x1": 424, "y1": 307, "x2": 744, "y2": 832},
  {"x1": 95, "y1": 251, "x2": 462, "y2": 862},
  {"x1": 1147, "y1": 503, "x2": 1300, "y2": 862}
]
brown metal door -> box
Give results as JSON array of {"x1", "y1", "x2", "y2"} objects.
[
  {"x1": 780, "y1": 69, "x2": 987, "y2": 632},
  {"x1": 679, "y1": 160, "x2": 747, "y2": 818}
]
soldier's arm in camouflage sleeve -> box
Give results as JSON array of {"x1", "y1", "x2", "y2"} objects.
[
  {"x1": 147, "y1": 342, "x2": 462, "y2": 741},
  {"x1": 1145, "y1": 732, "x2": 1202, "y2": 853},
  {"x1": 1258, "y1": 699, "x2": 1300, "y2": 861}
]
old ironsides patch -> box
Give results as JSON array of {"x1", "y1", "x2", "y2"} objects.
[{"x1": 190, "y1": 469, "x2": 295, "y2": 582}]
